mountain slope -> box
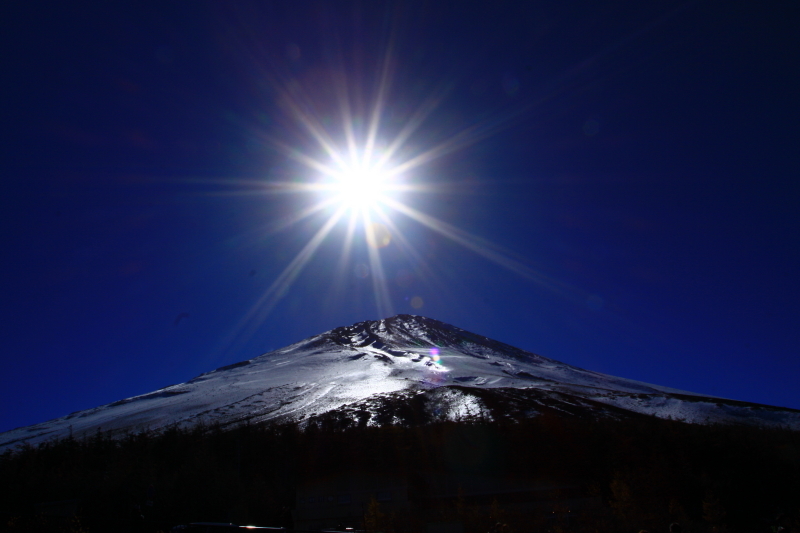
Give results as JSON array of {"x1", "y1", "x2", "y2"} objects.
[{"x1": 2, "y1": 315, "x2": 798, "y2": 451}]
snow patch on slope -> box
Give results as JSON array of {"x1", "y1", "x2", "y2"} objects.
[{"x1": 1, "y1": 315, "x2": 797, "y2": 451}]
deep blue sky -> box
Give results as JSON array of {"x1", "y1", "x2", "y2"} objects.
[{"x1": 2, "y1": 1, "x2": 798, "y2": 433}]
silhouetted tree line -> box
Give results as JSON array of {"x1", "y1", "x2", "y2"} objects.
[{"x1": 1, "y1": 412, "x2": 799, "y2": 533}]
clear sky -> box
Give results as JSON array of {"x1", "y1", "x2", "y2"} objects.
[{"x1": 1, "y1": 1, "x2": 798, "y2": 433}]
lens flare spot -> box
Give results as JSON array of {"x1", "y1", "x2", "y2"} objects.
[
  {"x1": 366, "y1": 222, "x2": 392, "y2": 248},
  {"x1": 410, "y1": 295, "x2": 424, "y2": 309}
]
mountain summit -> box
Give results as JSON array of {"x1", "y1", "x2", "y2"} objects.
[{"x1": 2, "y1": 315, "x2": 798, "y2": 451}]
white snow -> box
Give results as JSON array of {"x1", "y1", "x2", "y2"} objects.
[{"x1": 2, "y1": 314, "x2": 797, "y2": 452}]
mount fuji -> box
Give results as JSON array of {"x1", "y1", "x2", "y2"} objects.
[{"x1": 2, "y1": 315, "x2": 798, "y2": 451}]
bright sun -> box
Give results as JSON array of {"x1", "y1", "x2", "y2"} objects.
[
  {"x1": 228, "y1": 51, "x2": 541, "y2": 331},
  {"x1": 332, "y1": 163, "x2": 389, "y2": 211}
]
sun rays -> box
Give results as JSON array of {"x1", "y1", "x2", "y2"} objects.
[{"x1": 213, "y1": 51, "x2": 560, "y2": 353}]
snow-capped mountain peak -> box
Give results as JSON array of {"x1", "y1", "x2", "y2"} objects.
[{"x1": 2, "y1": 315, "x2": 798, "y2": 452}]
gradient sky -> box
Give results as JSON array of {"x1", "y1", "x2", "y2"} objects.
[{"x1": 1, "y1": 1, "x2": 798, "y2": 434}]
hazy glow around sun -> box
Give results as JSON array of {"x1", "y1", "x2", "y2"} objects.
[{"x1": 218, "y1": 51, "x2": 553, "y2": 350}]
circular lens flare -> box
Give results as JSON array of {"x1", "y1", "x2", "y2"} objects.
[
  {"x1": 366, "y1": 222, "x2": 392, "y2": 248},
  {"x1": 217, "y1": 50, "x2": 554, "y2": 354}
]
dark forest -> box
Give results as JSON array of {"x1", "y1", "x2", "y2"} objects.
[{"x1": 2, "y1": 412, "x2": 799, "y2": 533}]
